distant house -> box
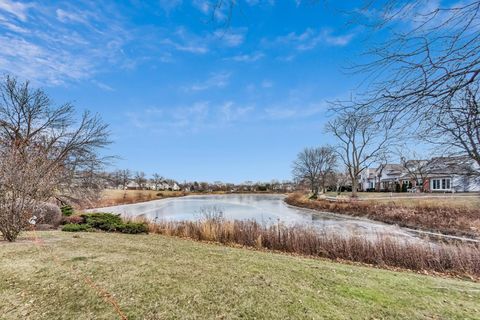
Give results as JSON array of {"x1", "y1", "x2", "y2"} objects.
[
  {"x1": 378, "y1": 164, "x2": 405, "y2": 192},
  {"x1": 360, "y1": 164, "x2": 404, "y2": 192},
  {"x1": 126, "y1": 181, "x2": 141, "y2": 190},
  {"x1": 155, "y1": 181, "x2": 180, "y2": 191},
  {"x1": 359, "y1": 168, "x2": 377, "y2": 191},
  {"x1": 359, "y1": 156, "x2": 480, "y2": 193}
]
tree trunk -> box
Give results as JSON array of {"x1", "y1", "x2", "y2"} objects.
[{"x1": 351, "y1": 175, "x2": 358, "y2": 198}]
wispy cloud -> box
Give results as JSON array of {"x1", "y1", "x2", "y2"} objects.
[
  {"x1": 55, "y1": 8, "x2": 89, "y2": 25},
  {"x1": 226, "y1": 51, "x2": 265, "y2": 62},
  {"x1": 161, "y1": 27, "x2": 210, "y2": 54},
  {"x1": 91, "y1": 79, "x2": 115, "y2": 91},
  {"x1": 158, "y1": 0, "x2": 183, "y2": 13},
  {"x1": 183, "y1": 72, "x2": 231, "y2": 92},
  {"x1": 0, "y1": 1, "x2": 128, "y2": 85},
  {"x1": 125, "y1": 100, "x2": 257, "y2": 135},
  {"x1": 220, "y1": 101, "x2": 254, "y2": 122},
  {"x1": 159, "y1": 27, "x2": 246, "y2": 55},
  {"x1": 192, "y1": 0, "x2": 210, "y2": 14},
  {"x1": 213, "y1": 28, "x2": 246, "y2": 47},
  {"x1": 264, "y1": 102, "x2": 328, "y2": 120},
  {"x1": 271, "y1": 27, "x2": 355, "y2": 51},
  {"x1": 0, "y1": 0, "x2": 32, "y2": 21}
]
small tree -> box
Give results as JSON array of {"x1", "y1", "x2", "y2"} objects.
[
  {"x1": 134, "y1": 171, "x2": 147, "y2": 190},
  {"x1": 0, "y1": 76, "x2": 110, "y2": 241},
  {"x1": 292, "y1": 146, "x2": 337, "y2": 197},
  {"x1": 119, "y1": 169, "x2": 132, "y2": 189},
  {"x1": 333, "y1": 171, "x2": 350, "y2": 195},
  {"x1": 326, "y1": 111, "x2": 391, "y2": 197},
  {"x1": 151, "y1": 173, "x2": 164, "y2": 190},
  {"x1": 398, "y1": 148, "x2": 430, "y2": 192}
]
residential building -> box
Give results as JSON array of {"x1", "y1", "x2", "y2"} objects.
[{"x1": 359, "y1": 156, "x2": 480, "y2": 193}]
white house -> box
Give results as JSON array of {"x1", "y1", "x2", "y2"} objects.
[
  {"x1": 425, "y1": 156, "x2": 480, "y2": 192},
  {"x1": 359, "y1": 156, "x2": 480, "y2": 193}
]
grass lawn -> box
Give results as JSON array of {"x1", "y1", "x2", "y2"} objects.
[{"x1": 1, "y1": 232, "x2": 480, "y2": 319}]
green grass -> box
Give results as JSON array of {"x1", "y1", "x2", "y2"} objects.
[{"x1": 1, "y1": 232, "x2": 480, "y2": 319}]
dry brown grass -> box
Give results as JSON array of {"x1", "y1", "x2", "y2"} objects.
[
  {"x1": 325, "y1": 192, "x2": 480, "y2": 209},
  {"x1": 89, "y1": 189, "x2": 186, "y2": 208},
  {"x1": 286, "y1": 193, "x2": 480, "y2": 238},
  {"x1": 131, "y1": 217, "x2": 480, "y2": 278}
]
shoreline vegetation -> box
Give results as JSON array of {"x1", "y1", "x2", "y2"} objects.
[
  {"x1": 78, "y1": 191, "x2": 480, "y2": 278},
  {"x1": 87, "y1": 189, "x2": 286, "y2": 209},
  {"x1": 128, "y1": 215, "x2": 480, "y2": 279},
  {"x1": 93, "y1": 190, "x2": 480, "y2": 239},
  {"x1": 285, "y1": 193, "x2": 480, "y2": 240},
  {"x1": 87, "y1": 189, "x2": 187, "y2": 209}
]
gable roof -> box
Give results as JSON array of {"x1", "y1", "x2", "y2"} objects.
[{"x1": 426, "y1": 156, "x2": 477, "y2": 175}]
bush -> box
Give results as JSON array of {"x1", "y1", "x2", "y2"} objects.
[
  {"x1": 81, "y1": 213, "x2": 122, "y2": 232},
  {"x1": 61, "y1": 212, "x2": 148, "y2": 235},
  {"x1": 35, "y1": 202, "x2": 62, "y2": 227},
  {"x1": 60, "y1": 205, "x2": 74, "y2": 216},
  {"x1": 62, "y1": 223, "x2": 92, "y2": 232},
  {"x1": 116, "y1": 222, "x2": 149, "y2": 234},
  {"x1": 62, "y1": 215, "x2": 84, "y2": 225}
]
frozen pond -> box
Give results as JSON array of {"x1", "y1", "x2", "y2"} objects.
[{"x1": 92, "y1": 194, "x2": 421, "y2": 241}]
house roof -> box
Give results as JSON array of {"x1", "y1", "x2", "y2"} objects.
[{"x1": 426, "y1": 156, "x2": 478, "y2": 175}]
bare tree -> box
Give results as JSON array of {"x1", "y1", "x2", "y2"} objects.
[
  {"x1": 326, "y1": 111, "x2": 391, "y2": 197},
  {"x1": 373, "y1": 153, "x2": 389, "y2": 192},
  {"x1": 397, "y1": 147, "x2": 430, "y2": 192},
  {"x1": 134, "y1": 171, "x2": 147, "y2": 190},
  {"x1": 119, "y1": 169, "x2": 132, "y2": 189},
  {"x1": 343, "y1": 1, "x2": 480, "y2": 165},
  {"x1": 333, "y1": 171, "x2": 351, "y2": 195},
  {"x1": 0, "y1": 76, "x2": 110, "y2": 241},
  {"x1": 151, "y1": 173, "x2": 164, "y2": 190},
  {"x1": 428, "y1": 86, "x2": 480, "y2": 167},
  {"x1": 292, "y1": 146, "x2": 337, "y2": 197}
]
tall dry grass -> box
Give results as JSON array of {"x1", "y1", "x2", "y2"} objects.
[
  {"x1": 128, "y1": 214, "x2": 480, "y2": 278},
  {"x1": 285, "y1": 193, "x2": 480, "y2": 238},
  {"x1": 88, "y1": 190, "x2": 186, "y2": 208}
]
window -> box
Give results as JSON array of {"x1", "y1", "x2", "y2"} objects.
[{"x1": 432, "y1": 178, "x2": 451, "y2": 190}]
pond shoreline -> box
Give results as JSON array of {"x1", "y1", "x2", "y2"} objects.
[{"x1": 284, "y1": 193, "x2": 480, "y2": 243}]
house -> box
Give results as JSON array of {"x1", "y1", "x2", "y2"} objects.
[
  {"x1": 424, "y1": 156, "x2": 480, "y2": 192},
  {"x1": 126, "y1": 181, "x2": 141, "y2": 190},
  {"x1": 378, "y1": 164, "x2": 405, "y2": 192},
  {"x1": 359, "y1": 168, "x2": 377, "y2": 191},
  {"x1": 360, "y1": 164, "x2": 404, "y2": 192},
  {"x1": 359, "y1": 156, "x2": 480, "y2": 193}
]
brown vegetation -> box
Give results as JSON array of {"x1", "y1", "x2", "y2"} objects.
[
  {"x1": 134, "y1": 217, "x2": 480, "y2": 278},
  {"x1": 285, "y1": 193, "x2": 480, "y2": 239},
  {"x1": 89, "y1": 189, "x2": 186, "y2": 208}
]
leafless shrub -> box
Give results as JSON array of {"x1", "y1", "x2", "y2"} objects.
[
  {"x1": 35, "y1": 202, "x2": 62, "y2": 227},
  {"x1": 198, "y1": 206, "x2": 224, "y2": 222}
]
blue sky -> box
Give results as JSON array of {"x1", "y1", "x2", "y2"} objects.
[{"x1": 0, "y1": 0, "x2": 372, "y2": 183}]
